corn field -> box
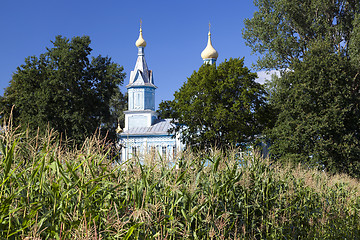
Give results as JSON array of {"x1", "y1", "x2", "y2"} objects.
[{"x1": 1, "y1": 118, "x2": 360, "y2": 239}]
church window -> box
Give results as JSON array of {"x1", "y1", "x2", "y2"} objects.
[
  {"x1": 132, "y1": 146, "x2": 138, "y2": 157},
  {"x1": 172, "y1": 146, "x2": 177, "y2": 159},
  {"x1": 135, "y1": 92, "x2": 140, "y2": 107},
  {"x1": 162, "y1": 146, "x2": 167, "y2": 158}
]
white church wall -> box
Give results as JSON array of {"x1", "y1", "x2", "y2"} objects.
[{"x1": 120, "y1": 135, "x2": 180, "y2": 162}]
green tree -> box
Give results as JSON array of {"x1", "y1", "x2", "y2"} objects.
[
  {"x1": 268, "y1": 42, "x2": 360, "y2": 176},
  {"x1": 243, "y1": 0, "x2": 360, "y2": 176},
  {"x1": 160, "y1": 58, "x2": 272, "y2": 150},
  {"x1": 243, "y1": 0, "x2": 360, "y2": 70},
  {"x1": 157, "y1": 100, "x2": 176, "y2": 119},
  {"x1": 0, "y1": 35, "x2": 126, "y2": 144}
]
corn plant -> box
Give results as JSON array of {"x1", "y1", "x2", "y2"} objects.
[{"x1": 1, "y1": 118, "x2": 360, "y2": 239}]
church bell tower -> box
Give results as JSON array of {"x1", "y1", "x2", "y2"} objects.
[{"x1": 124, "y1": 23, "x2": 158, "y2": 130}]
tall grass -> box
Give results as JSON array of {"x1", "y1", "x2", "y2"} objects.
[{"x1": 1, "y1": 117, "x2": 360, "y2": 239}]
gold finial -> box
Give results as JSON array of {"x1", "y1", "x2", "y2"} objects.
[
  {"x1": 209, "y1": 22, "x2": 211, "y2": 33},
  {"x1": 135, "y1": 19, "x2": 146, "y2": 47}
]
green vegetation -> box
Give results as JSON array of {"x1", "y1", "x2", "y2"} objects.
[
  {"x1": 0, "y1": 35, "x2": 126, "y2": 145},
  {"x1": 243, "y1": 0, "x2": 360, "y2": 177},
  {"x1": 1, "y1": 1, "x2": 360, "y2": 237},
  {"x1": 243, "y1": 0, "x2": 360, "y2": 70},
  {"x1": 158, "y1": 58, "x2": 273, "y2": 150},
  {"x1": 1, "y1": 120, "x2": 360, "y2": 239},
  {"x1": 268, "y1": 43, "x2": 360, "y2": 177}
]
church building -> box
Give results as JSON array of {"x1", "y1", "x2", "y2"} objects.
[{"x1": 118, "y1": 24, "x2": 218, "y2": 161}]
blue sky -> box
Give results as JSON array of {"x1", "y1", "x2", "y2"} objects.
[{"x1": 0, "y1": 0, "x2": 268, "y2": 108}]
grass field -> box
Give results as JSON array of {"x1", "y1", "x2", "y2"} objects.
[{"x1": 1, "y1": 119, "x2": 360, "y2": 239}]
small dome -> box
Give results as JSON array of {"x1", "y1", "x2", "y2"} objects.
[
  {"x1": 135, "y1": 28, "x2": 146, "y2": 47},
  {"x1": 116, "y1": 124, "x2": 123, "y2": 134},
  {"x1": 201, "y1": 31, "x2": 218, "y2": 60}
]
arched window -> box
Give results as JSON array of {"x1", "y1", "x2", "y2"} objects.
[
  {"x1": 132, "y1": 146, "x2": 138, "y2": 157},
  {"x1": 162, "y1": 146, "x2": 167, "y2": 159},
  {"x1": 172, "y1": 146, "x2": 177, "y2": 159}
]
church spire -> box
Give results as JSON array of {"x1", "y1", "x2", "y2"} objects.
[
  {"x1": 201, "y1": 22, "x2": 218, "y2": 65},
  {"x1": 128, "y1": 21, "x2": 155, "y2": 87}
]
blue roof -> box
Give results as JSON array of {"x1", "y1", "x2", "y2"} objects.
[{"x1": 120, "y1": 119, "x2": 175, "y2": 136}]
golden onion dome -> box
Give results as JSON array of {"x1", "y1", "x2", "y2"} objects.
[
  {"x1": 116, "y1": 124, "x2": 122, "y2": 134},
  {"x1": 201, "y1": 31, "x2": 218, "y2": 60},
  {"x1": 135, "y1": 27, "x2": 146, "y2": 47}
]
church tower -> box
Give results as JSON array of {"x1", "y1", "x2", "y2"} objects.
[
  {"x1": 124, "y1": 24, "x2": 158, "y2": 130},
  {"x1": 201, "y1": 24, "x2": 218, "y2": 65}
]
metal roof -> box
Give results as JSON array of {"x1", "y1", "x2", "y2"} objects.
[{"x1": 120, "y1": 119, "x2": 175, "y2": 136}]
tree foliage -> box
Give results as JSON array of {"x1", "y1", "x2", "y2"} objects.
[
  {"x1": 243, "y1": 0, "x2": 360, "y2": 70},
  {"x1": 160, "y1": 58, "x2": 273, "y2": 150},
  {"x1": 0, "y1": 35, "x2": 126, "y2": 144},
  {"x1": 244, "y1": 0, "x2": 360, "y2": 176},
  {"x1": 157, "y1": 100, "x2": 175, "y2": 119},
  {"x1": 268, "y1": 42, "x2": 360, "y2": 176}
]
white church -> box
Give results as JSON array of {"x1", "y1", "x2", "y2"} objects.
[{"x1": 118, "y1": 24, "x2": 218, "y2": 161}]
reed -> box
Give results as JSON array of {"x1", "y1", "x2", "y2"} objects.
[{"x1": 1, "y1": 119, "x2": 360, "y2": 239}]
